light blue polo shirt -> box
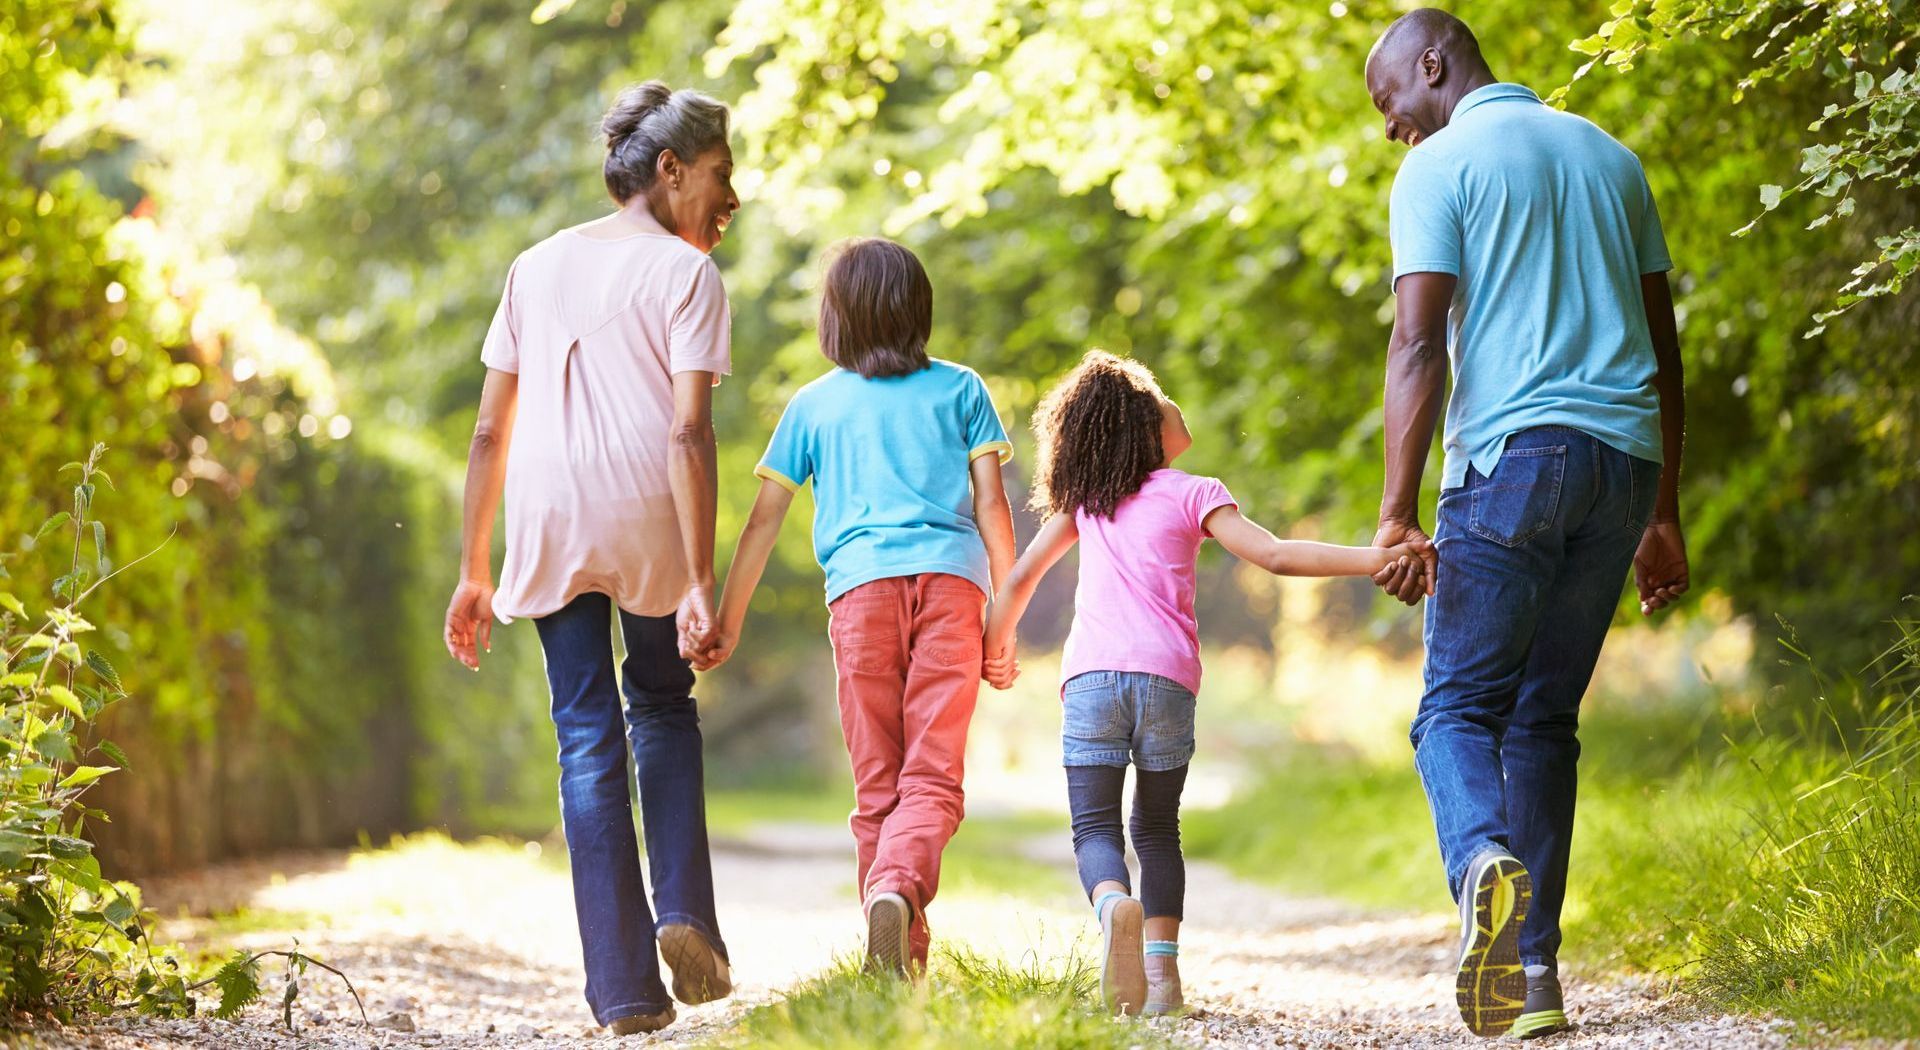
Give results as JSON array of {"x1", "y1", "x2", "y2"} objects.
[
  {"x1": 1388, "y1": 82, "x2": 1673, "y2": 489},
  {"x1": 754, "y1": 358, "x2": 1013, "y2": 603}
]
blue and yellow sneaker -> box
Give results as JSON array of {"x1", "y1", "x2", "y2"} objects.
[
  {"x1": 1454, "y1": 848, "x2": 1531, "y2": 1037},
  {"x1": 1510, "y1": 964, "x2": 1572, "y2": 1039}
]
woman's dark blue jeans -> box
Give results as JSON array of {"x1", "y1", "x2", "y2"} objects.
[{"x1": 534, "y1": 592, "x2": 726, "y2": 1026}]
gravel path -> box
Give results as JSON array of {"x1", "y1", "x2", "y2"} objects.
[{"x1": 9, "y1": 824, "x2": 1812, "y2": 1049}]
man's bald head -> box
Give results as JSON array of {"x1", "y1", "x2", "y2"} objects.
[{"x1": 1364, "y1": 8, "x2": 1496, "y2": 147}]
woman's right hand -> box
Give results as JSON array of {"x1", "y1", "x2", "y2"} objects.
[{"x1": 445, "y1": 578, "x2": 497, "y2": 670}]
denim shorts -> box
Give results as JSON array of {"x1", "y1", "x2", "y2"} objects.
[{"x1": 1061, "y1": 670, "x2": 1197, "y2": 771}]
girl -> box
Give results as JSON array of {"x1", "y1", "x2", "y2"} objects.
[
  {"x1": 982, "y1": 350, "x2": 1424, "y2": 1017},
  {"x1": 687, "y1": 238, "x2": 1018, "y2": 975}
]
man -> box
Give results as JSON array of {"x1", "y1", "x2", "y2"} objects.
[{"x1": 1362, "y1": 9, "x2": 1690, "y2": 1040}]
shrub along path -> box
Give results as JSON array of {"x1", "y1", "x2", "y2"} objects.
[{"x1": 15, "y1": 821, "x2": 1806, "y2": 1049}]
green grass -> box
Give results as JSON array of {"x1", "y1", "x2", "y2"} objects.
[
  {"x1": 718, "y1": 949, "x2": 1180, "y2": 1050},
  {"x1": 706, "y1": 781, "x2": 858, "y2": 836},
  {"x1": 1181, "y1": 620, "x2": 1920, "y2": 1040}
]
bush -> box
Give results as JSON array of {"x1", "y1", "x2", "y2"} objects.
[{"x1": 0, "y1": 446, "x2": 191, "y2": 1018}]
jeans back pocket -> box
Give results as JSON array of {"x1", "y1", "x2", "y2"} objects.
[
  {"x1": 1062, "y1": 672, "x2": 1128, "y2": 743},
  {"x1": 1468, "y1": 445, "x2": 1566, "y2": 548}
]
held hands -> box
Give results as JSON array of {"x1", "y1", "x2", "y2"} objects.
[
  {"x1": 982, "y1": 606, "x2": 1020, "y2": 690},
  {"x1": 1370, "y1": 519, "x2": 1438, "y2": 605},
  {"x1": 1634, "y1": 519, "x2": 1689, "y2": 615},
  {"x1": 444, "y1": 578, "x2": 496, "y2": 670},
  {"x1": 676, "y1": 583, "x2": 732, "y2": 671},
  {"x1": 982, "y1": 637, "x2": 1020, "y2": 690}
]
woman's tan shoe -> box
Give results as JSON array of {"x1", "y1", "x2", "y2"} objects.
[{"x1": 658, "y1": 923, "x2": 733, "y2": 1005}]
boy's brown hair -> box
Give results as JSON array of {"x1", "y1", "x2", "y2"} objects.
[
  {"x1": 818, "y1": 238, "x2": 933, "y2": 379},
  {"x1": 1030, "y1": 350, "x2": 1167, "y2": 520}
]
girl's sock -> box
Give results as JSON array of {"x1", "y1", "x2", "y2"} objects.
[{"x1": 1146, "y1": 940, "x2": 1179, "y2": 957}]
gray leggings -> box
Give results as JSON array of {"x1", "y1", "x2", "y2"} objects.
[{"x1": 1065, "y1": 763, "x2": 1189, "y2": 920}]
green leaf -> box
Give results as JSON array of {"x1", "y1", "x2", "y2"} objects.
[
  {"x1": 85, "y1": 650, "x2": 120, "y2": 690},
  {"x1": 92, "y1": 520, "x2": 108, "y2": 574},
  {"x1": 58, "y1": 765, "x2": 118, "y2": 789},
  {"x1": 0, "y1": 830, "x2": 39, "y2": 864},
  {"x1": 33, "y1": 512, "x2": 71, "y2": 544},
  {"x1": 96, "y1": 739, "x2": 130, "y2": 770},
  {"x1": 44, "y1": 685, "x2": 85, "y2": 718},
  {"x1": 104, "y1": 895, "x2": 137, "y2": 928},
  {"x1": 46, "y1": 835, "x2": 94, "y2": 860},
  {"x1": 1, "y1": 672, "x2": 35, "y2": 691},
  {"x1": 1759, "y1": 184, "x2": 1784, "y2": 209},
  {"x1": 0, "y1": 593, "x2": 24, "y2": 619},
  {"x1": 32, "y1": 731, "x2": 74, "y2": 762},
  {"x1": 210, "y1": 952, "x2": 263, "y2": 1020}
]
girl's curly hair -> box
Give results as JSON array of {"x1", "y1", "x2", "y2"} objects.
[{"x1": 1030, "y1": 350, "x2": 1166, "y2": 520}]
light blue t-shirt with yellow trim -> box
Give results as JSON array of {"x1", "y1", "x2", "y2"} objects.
[
  {"x1": 1389, "y1": 82, "x2": 1673, "y2": 489},
  {"x1": 754, "y1": 358, "x2": 1012, "y2": 603}
]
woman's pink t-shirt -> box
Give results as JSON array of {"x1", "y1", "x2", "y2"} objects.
[
  {"x1": 481, "y1": 228, "x2": 732, "y2": 622},
  {"x1": 1059, "y1": 469, "x2": 1237, "y2": 697}
]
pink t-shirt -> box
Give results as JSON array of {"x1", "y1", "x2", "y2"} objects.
[
  {"x1": 481, "y1": 227, "x2": 732, "y2": 622},
  {"x1": 1059, "y1": 469, "x2": 1237, "y2": 697}
]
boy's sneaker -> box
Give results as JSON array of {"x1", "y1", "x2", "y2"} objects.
[
  {"x1": 1095, "y1": 893, "x2": 1147, "y2": 1016},
  {"x1": 865, "y1": 892, "x2": 911, "y2": 977},
  {"x1": 1510, "y1": 964, "x2": 1571, "y2": 1039},
  {"x1": 607, "y1": 1005, "x2": 675, "y2": 1035},
  {"x1": 1454, "y1": 847, "x2": 1531, "y2": 1037},
  {"x1": 657, "y1": 923, "x2": 732, "y2": 1005}
]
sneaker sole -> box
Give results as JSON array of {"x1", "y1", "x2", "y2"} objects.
[
  {"x1": 1100, "y1": 898, "x2": 1147, "y2": 1016},
  {"x1": 1511, "y1": 1008, "x2": 1570, "y2": 1039},
  {"x1": 607, "y1": 1004, "x2": 675, "y2": 1035},
  {"x1": 658, "y1": 924, "x2": 731, "y2": 1005},
  {"x1": 865, "y1": 895, "x2": 909, "y2": 976},
  {"x1": 1456, "y1": 856, "x2": 1531, "y2": 1037}
]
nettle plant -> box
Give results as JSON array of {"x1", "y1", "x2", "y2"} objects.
[
  {"x1": 0, "y1": 445, "x2": 364, "y2": 1028},
  {"x1": 0, "y1": 444, "x2": 176, "y2": 1018}
]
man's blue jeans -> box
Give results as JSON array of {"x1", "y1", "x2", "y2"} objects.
[
  {"x1": 1412, "y1": 426, "x2": 1659, "y2": 968},
  {"x1": 534, "y1": 592, "x2": 727, "y2": 1026}
]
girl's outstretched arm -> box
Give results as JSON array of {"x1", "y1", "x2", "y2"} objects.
[
  {"x1": 970, "y1": 452, "x2": 1017, "y2": 597},
  {"x1": 695, "y1": 477, "x2": 795, "y2": 670},
  {"x1": 1204, "y1": 505, "x2": 1421, "y2": 580},
  {"x1": 982, "y1": 513, "x2": 1080, "y2": 689}
]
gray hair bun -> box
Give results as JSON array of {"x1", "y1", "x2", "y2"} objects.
[{"x1": 601, "y1": 81, "x2": 730, "y2": 203}]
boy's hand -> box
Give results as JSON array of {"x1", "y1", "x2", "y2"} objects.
[
  {"x1": 686, "y1": 628, "x2": 735, "y2": 672},
  {"x1": 983, "y1": 639, "x2": 1020, "y2": 690}
]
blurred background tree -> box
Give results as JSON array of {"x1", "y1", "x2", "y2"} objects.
[{"x1": 5, "y1": 0, "x2": 1916, "y2": 872}]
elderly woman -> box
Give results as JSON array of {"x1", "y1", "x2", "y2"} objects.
[{"x1": 443, "y1": 81, "x2": 739, "y2": 1036}]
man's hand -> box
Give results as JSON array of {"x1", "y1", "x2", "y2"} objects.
[
  {"x1": 983, "y1": 638, "x2": 1020, "y2": 690},
  {"x1": 1634, "y1": 520, "x2": 1689, "y2": 616},
  {"x1": 444, "y1": 578, "x2": 496, "y2": 670},
  {"x1": 1371, "y1": 519, "x2": 1437, "y2": 605}
]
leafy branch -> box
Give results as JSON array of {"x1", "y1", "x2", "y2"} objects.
[{"x1": 1560, "y1": 0, "x2": 1920, "y2": 333}]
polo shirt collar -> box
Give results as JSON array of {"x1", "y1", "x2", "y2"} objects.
[{"x1": 1451, "y1": 82, "x2": 1541, "y2": 122}]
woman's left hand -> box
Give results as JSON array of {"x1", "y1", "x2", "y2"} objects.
[{"x1": 445, "y1": 578, "x2": 497, "y2": 670}]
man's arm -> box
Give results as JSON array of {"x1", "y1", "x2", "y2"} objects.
[
  {"x1": 1634, "y1": 272, "x2": 1688, "y2": 615},
  {"x1": 1372, "y1": 271, "x2": 1455, "y2": 603}
]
